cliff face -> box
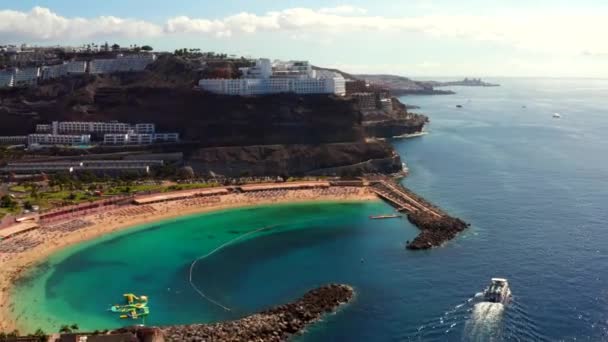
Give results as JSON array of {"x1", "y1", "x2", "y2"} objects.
[
  {"x1": 0, "y1": 83, "x2": 363, "y2": 146},
  {"x1": 0, "y1": 59, "x2": 417, "y2": 176},
  {"x1": 363, "y1": 119, "x2": 425, "y2": 138},
  {"x1": 187, "y1": 142, "x2": 401, "y2": 177}
]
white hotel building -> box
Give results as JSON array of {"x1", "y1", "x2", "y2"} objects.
[
  {"x1": 0, "y1": 71, "x2": 14, "y2": 88},
  {"x1": 27, "y1": 134, "x2": 91, "y2": 146},
  {"x1": 198, "y1": 59, "x2": 346, "y2": 96},
  {"x1": 37, "y1": 121, "x2": 156, "y2": 135},
  {"x1": 41, "y1": 61, "x2": 87, "y2": 80},
  {"x1": 89, "y1": 54, "x2": 157, "y2": 74},
  {"x1": 103, "y1": 131, "x2": 179, "y2": 145}
]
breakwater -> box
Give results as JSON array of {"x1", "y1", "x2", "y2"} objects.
[
  {"x1": 101, "y1": 284, "x2": 354, "y2": 342},
  {"x1": 369, "y1": 177, "x2": 469, "y2": 249}
]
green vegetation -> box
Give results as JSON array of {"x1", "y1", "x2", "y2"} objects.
[
  {"x1": 8, "y1": 185, "x2": 27, "y2": 193},
  {"x1": 0, "y1": 195, "x2": 17, "y2": 210}
]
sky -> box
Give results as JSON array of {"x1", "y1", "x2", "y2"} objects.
[{"x1": 1, "y1": 0, "x2": 608, "y2": 77}]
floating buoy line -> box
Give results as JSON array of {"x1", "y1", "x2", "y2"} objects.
[{"x1": 188, "y1": 225, "x2": 277, "y2": 311}]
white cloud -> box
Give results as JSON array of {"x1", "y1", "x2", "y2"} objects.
[
  {"x1": 0, "y1": 6, "x2": 162, "y2": 41},
  {"x1": 1, "y1": 6, "x2": 608, "y2": 60},
  {"x1": 318, "y1": 6, "x2": 367, "y2": 15}
]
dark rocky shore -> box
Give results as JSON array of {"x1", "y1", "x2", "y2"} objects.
[
  {"x1": 370, "y1": 178, "x2": 469, "y2": 249},
  {"x1": 406, "y1": 212, "x2": 469, "y2": 250},
  {"x1": 107, "y1": 284, "x2": 354, "y2": 342}
]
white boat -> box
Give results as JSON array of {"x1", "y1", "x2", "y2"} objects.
[
  {"x1": 483, "y1": 278, "x2": 511, "y2": 304},
  {"x1": 392, "y1": 132, "x2": 428, "y2": 139},
  {"x1": 553, "y1": 112, "x2": 561, "y2": 118}
]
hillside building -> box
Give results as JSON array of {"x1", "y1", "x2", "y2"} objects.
[
  {"x1": 41, "y1": 61, "x2": 87, "y2": 80},
  {"x1": 12, "y1": 67, "x2": 40, "y2": 87},
  {"x1": 27, "y1": 134, "x2": 91, "y2": 146},
  {"x1": 0, "y1": 71, "x2": 14, "y2": 88},
  {"x1": 36, "y1": 121, "x2": 156, "y2": 135},
  {"x1": 89, "y1": 54, "x2": 156, "y2": 74},
  {"x1": 0, "y1": 136, "x2": 28, "y2": 145},
  {"x1": 199, "y1": 58, "x2": 346, "y2": 96},
  {"x1": 103, "y1": 131, "x2": 179, "y2": 145}
]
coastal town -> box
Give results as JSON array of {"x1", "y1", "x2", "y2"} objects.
[{"x1": 0, "y1": 42, "x2": 467, "y2": 341}]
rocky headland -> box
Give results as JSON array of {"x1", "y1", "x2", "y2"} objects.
[
  {"x1": 0, "y1": 56, "x2": 428, "y2": 177},
  {"x1": 355, "y1": 74, "x2": 455, "y2": 95},
  {"x1": 406, "y1": 212, "x2": 469, "y2": 249}
]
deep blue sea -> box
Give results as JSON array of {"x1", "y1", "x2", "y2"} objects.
[{"x1": 12, "y1": 78, "x2": 608, "y2": 341}]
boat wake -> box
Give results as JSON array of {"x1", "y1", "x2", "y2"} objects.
[
  {"x1": 462, "y1": 302, "x2": 506, "y2": 341},
  {"x1": 408, "y1": 290, "x2": 548, "y2": 341}
]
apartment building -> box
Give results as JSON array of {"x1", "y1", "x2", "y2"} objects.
[
  {"x1": 199, "y1": 58, "x2": 346, "y2": 96},
  {"x1": 104, "y1": 132, "x2": 179, "y2": 145},
  {"x1": 89, "y1": 54, "x2": 156, "y2": 74},
  {"x1": 351, "y1": 92, "x2": 378, "y2": 111},
  {"x1": 41, "y1": 61, "x2": 87, "y2": 80},
  {"x1": 27, "y1": 134, "x2": 91, "y2": 146},
  {"x1": 12, "y1": 67, "x2": 40, "y2": 87},
  {"x1": 0, "y1": 136, "x2": 28, "y2": 145},
  {"x1": 36, "y1": 121, "x2": 155, "y2": 135},
  {"x1": 0, "y1": 71, "x2": 14, "y2": 88}
]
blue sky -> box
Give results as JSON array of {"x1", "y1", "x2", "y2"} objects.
[{"x1": 2, "y1": 1, "x2": 608, "y2": 77}]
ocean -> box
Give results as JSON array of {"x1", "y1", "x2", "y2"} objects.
[{"x1": 11, "y1": 78, "x2": 608, "y2": 341}]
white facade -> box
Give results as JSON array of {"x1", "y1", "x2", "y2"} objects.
[
  {"x1": 104, "y1": 132, "x2": 179, "y2": 145},
  {"x1": 44, "y1": 121, "x2": 155, "y2": 135},
  {"x1": 13, "y1": 67, "x2": 40, "y2": 87},
  {"x1": 0, "y1": 71, "x2": 14, "y2": 88},
  {"x1": 27, "y1": 134, "x2": 91, "y2": 146},
  {"x1": 89, "y1": 54, "x2": 156, "y2": 74},
  {"x1": 239, "y1": 58, "x2": 272, "y2": 78},
  {"x1": 134, "y1": 123, "x2": 156, "y2": 134},
  {"x1": 42, "y1": 61, "x2": 87, "y2": 80},
  {"x1": 0, "y1": 136, "x2": 27, "y2": 145},
  {"x1": 153, "y1": 133, "x2": 180, "y2": 143},
  {"x1": 35, "y1": 124, "x2": 52, "y2": 133},
  {"x1": 199, "y1": 76, "x2": 346, "y2": 96},
  {"x1": 199, "y1": 58, "x2": 345, "y2": 96}
]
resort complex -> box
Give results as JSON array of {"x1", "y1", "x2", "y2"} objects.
[
  {"x1": 0, "y1": 53, "x2": 156, "y2": 88},
  {"x1": 0, "y1": 120, "x2": 179, "y2": 148},
  {"x1": 198, "y1": 59, "x2": 346, "y2": 96}
]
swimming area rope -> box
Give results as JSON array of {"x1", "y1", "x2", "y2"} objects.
[{"x1": 188, "y1": 225, "x2": 276, "y2": 311}]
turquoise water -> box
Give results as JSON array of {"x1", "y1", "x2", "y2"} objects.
[
  {"x1": 12, "y1": 201, "x2": 418, "y2": 332},
  {"x1": 12, "y1": 78, "x2": 608, "y2": 341}
]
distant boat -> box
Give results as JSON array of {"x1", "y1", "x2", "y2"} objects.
[
  {"x1": 392, "y1": 132, "x2": 428, "y2": 139},
  {"x1": 553, "y1": 112, "x2": 561, "y2": 118},
  {"x1": 369, "y1": 214, "x2": 402, "y2": 220},
  {"x1": 456, "y1": 105, "x2": 463, "y2": 108},
  {"x1": 522, "y1": 105, "x2": 527, "y2": 108}
]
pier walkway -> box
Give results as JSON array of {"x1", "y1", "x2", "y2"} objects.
[
  {"x1": 369, "y1": 178, "x2": 442, "y2": 217},
  {"x1": 367, "y1": 176, "x2": 468, "y2": 249}
]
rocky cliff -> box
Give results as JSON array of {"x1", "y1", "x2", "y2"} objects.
[
  {"x1": 187, "y1": 142, "x2": 402, "y2": 177},
  {"x1": 0, "y1": 57, "x2": 424, "y2": 176}
]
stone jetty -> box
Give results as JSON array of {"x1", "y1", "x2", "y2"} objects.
[
  {"x1": 369, "y1": 177, "x2": 469, "y2": 249},
  {"x1": 104, "y1": 284, "x2": 354, "y2": 342}
]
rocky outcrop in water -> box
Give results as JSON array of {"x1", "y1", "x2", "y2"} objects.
[
  {"x1": 104, "y1": 284, "x2": 354, "y2": 342},
  {"x1": 161, "y1": 284, "x2": 354, "y2": 341},
  {"x1": 406, "y1": 212, "x2": 469, "y2": 249}
]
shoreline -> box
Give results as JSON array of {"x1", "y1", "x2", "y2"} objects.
[{"x1": 0, "y1": 186, "x2": 377, "y2": 333}]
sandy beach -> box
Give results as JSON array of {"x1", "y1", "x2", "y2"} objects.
[{"x1": 0, "y1": 185, "x2": 378, "y2": 333}]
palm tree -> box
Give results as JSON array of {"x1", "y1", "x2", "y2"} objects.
[
  {"x1": 59, "y1": 325, "x2": 72, "y2": 333},
  {"x1": 70, "y1": 324, "x2": 79, "y2": 331}
]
